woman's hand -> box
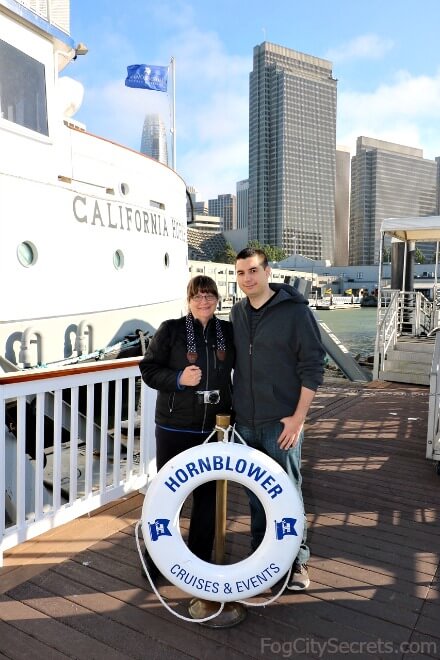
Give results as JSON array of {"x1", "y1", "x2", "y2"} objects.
[{"x1": 179, "y1": 365, "x2": 202, "y2": 387}]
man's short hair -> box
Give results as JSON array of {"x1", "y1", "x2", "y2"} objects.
[{"x1": 236, "y1": 247, "x2": 268, "y2": 269}]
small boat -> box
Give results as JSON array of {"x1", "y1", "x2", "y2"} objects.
[{"x1": 360, "y1": 294, "x2": 378, "y2": 307}]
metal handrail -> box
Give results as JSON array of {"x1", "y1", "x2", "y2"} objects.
[
  {"x1": 374, "y1": 289, "x2": 435, "y2": 380},
  {"x1": 427, "y1": 331, "x2": 440, "y2": 463},
  {"x1": 373, "y1": 290, "x2": 399, "y2": 379}
]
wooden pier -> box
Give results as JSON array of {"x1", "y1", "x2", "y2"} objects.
[{"x1": 1, "y1": 378, "x2": 439, "y2": 659}]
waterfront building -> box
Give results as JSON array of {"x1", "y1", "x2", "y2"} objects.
[
  {"x1": 208, "y1": 194, "x2": 237, "y2": 231},
  {"x1": 248, "y1": 42, "x2": 337, "y2": 262},
  {"x1": 334, "y1": 146, "x2": 350, "y2": 266},
  {"x1": 140, "y1": 113, "x2": 168, "y2": 165},
  {"x1": 349, "y1": 137, "x2": 437, "y2": 265},
  {"x1": 187, "y1": 228, "x2": 227, "y2": 262},
  {"x1": 236, "y1": 179, "x2": 249, "y2": 229},
  {"x1": 190, "y1": 214, "x2": 222, "y2": 232}
]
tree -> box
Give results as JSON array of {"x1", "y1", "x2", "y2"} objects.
[
  {"x1": 247, "y1": 240, "x2": 287, "y2": 263},
  {"x1": 212, "y1": 241, "x2": 236, "y2": 264},
  {"x1": 414, "y1": 247, "x2": 425, "y2": 264},
  {"x1": 382, "y1": 246, "x2": 391, "y2": 263}
]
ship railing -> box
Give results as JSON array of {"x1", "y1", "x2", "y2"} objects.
[
  {"x1": 15, "y1": 0, "x2": 70, "y2": 34},
  {"x1": 427, "y1": 331, "x2": 440, "y2": 466},
  {"x1": 0, "y1": 357, "x2": 155, "y2": 567}
]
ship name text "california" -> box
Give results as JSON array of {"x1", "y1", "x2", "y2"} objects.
[{"x1": 73, "y1": 195, "x2": 186, "y2": 242}]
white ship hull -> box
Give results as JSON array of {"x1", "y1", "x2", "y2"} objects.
[{"x1": 0, "y1": 0, "x2": 188, "y2": 370}]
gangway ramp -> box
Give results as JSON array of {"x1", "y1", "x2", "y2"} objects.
[{"x1": 315, "y1": 318, "x2": 371, "y2": 382}]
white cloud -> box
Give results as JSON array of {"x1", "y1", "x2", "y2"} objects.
[
  {"x1": 181, "y1": 137, "x2": 248, "y2": 201},
  {"x1": 75, "y1": 6, "x2": 251, "y2": 199},
  {"x1": 338, "y1": 70, "x2": 440, "y2": 159},
  {"x1": 326, "y1": 34, "x2": 394, "y2": 63}
]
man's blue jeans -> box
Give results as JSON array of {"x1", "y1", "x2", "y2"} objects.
[{"x1": 235, "y1": 421, "x2": 309, "y2": 566}]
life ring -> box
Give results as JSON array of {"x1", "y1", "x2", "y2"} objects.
[{"x1": 141, "y1": 442, "x2": 303, "y2": 602}]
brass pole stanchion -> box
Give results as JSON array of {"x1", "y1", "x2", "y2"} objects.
[
  {"x1": 214, "y1": 414, "x2": 229, "y2": 564},
  {"x1": 188, "y1": 414, "x2": 247, "y2": 627}
]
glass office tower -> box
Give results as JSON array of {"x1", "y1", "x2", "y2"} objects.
[
  {"x1": 249, "y1": 42, "x2": 337, "y2": 261},
  {"x1": 349, "y1": 137, "x2": 437, "y2": 265},
  {"x1": 208, "y1": 194, "x2": 237, "y2": 231},
  {"x1": 140, "y1": 113, "x2": 168, "y2": 166}
]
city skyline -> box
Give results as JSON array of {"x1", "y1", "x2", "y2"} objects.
[{"x1": 70, "y1": 0, "x2": 440, "y2": 200}]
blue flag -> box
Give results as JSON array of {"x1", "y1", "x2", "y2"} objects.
[{"x1": 125, "y1": 64, "x2": 168, "y2": 92}]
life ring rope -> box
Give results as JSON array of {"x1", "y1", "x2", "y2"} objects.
[
  {"x1": 135, "y1": 519, "x2": 293, "y2": 621},
  {"x1": 135, "y1": 520, "x2": 225, "y2": 624},
  {"x1": 237, "y1": 567, "x2": 292, "y2": 607},
  {"x1": 202, "y1": 423, "x2": 247, "y2": 445}
]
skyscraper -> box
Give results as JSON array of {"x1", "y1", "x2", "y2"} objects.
[
  {"x1": 140, "y1": 113, "x2": 168, "y2": 165},
  {"x1": 334, "y1": 146, "x2": 351, "y2": 266},
  {"x1": 236, "y1": 179, "x2": 249, "y2": 229},
  {"x1": 349, "y1": 137, "x2": 438, "y2": 265},
  {"x1": 208, "y1": 194, "x2": 237, "y2": 231},
  {"x1": 249, "y1": 42, "x2": 337, "y2": 261}
]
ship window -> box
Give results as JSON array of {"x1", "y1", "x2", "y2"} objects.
[
  {"x1": 0, "y1": 39, "x2": 48, "y2": 136},
  {"x1": 164, "y1": 252, "x2": 170, "y2": 268},
  {"x1": 120, "y1": 183, "x2": 129, "y2": 195},
  {"x1": 113, "y1": 249, "x2": 124, "y2": 270},
  {"x1": 17, "y1": 241, "x2": 37, "y2": 267}
]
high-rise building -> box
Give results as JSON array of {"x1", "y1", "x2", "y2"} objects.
[
  {"x1": 140, "y1": 113, "x2": 168, "y2": 165},
  {"x1": 249, "y1": 42, "x2": 337, "y2": 261},
  {"x1": 334, "y1": 147, "x2": 351, "y2": 266},
  {"x1": 208, "y1": 194, "x2": 237, "y2": 231},
  {"x1": 349, "y1": 137, "x2": 438, "y2": 265},
  {"x1": 236, "y1": 179, "x2": 249, "y2": 229}
]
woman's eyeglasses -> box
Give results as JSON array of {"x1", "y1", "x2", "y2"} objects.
[{"x1": 192, "y1": 294, "x2": 217, "y2": 303}]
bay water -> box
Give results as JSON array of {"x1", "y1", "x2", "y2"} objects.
[{"x1": 313, "y1": 306, "x2": 377, "y2": 359}]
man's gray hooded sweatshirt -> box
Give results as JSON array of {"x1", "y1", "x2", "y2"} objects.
[{"x1": 231, "y1": 283, "x2": 325, "y2": 428}]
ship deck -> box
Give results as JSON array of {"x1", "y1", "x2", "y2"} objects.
[{"x1": 1, "y1": 379, "x2": 439, "y2": 659}]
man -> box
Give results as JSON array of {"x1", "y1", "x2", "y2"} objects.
[{"x1": 231, "y1": 247, "x2": 325, "y2": 590}]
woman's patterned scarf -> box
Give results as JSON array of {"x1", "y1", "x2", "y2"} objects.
[{"x1": 185, "y1": 313, "x2": 226, "y2": 363}]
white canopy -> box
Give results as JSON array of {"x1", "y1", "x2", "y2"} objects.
[{"x1": 380, "y1": 216, "x2": 440, "y2": 242}]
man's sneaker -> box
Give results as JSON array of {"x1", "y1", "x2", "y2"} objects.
[{"x1": 287, "y1": 561, "x2": 310, "y2": 591}]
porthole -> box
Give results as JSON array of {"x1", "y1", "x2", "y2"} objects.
[
  {"x1": 113, "y1": 249, "x2": 124, "y2": 270},
  {"x1": 164, "y1": 252, "x2": 170, "y2": 268},
  {"x1": 120, "y1": 182, "x2": 129, "y2": 195},
  {"x1": 17, "y1": 241, "x2": 37, "y2": 267}
]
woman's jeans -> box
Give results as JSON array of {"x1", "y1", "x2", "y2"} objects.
[{"x1": 235, "y1": 421, "x2": 309, "y2": 566}]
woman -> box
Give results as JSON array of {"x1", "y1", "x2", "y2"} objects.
[{"x1": 139, "y1": 276, "x2": 234, "y2": 571}]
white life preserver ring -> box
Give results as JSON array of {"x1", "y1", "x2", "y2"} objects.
[{"x1": 141, "y1": 442, "x2": 303, "y2": 602}]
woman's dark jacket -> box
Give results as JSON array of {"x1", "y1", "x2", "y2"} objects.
[{"x1": 139, "y1": 316, "x2": 234, "y2": 432}]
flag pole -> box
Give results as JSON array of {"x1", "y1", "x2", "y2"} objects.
[{"x1": 170, "y1": 56, "x2": 176, "y2": 170}]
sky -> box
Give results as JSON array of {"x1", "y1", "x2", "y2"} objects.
[{"x1": 69, "y1": 0, "x2": 440, "y2": 201}]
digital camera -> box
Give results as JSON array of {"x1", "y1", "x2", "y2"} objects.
[{"x1": 196, "y1": 389, "x2": 220, "y2": 405}]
